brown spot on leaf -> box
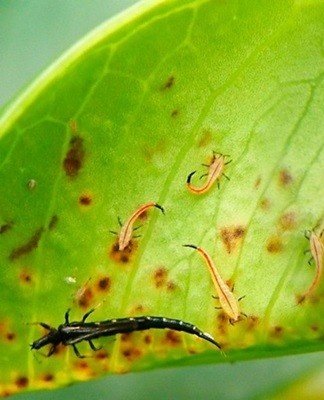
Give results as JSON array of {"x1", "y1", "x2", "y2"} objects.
[
  {"x1": 19, "y1": 268, "x2": 33, "y2": 284},
  {"x1": 144, "y1": 334, "x2": 152, "y2": 344},
  {"x1": 95, "y1": 350, "x2": 109, "y2": 360},
  {"x1": 42, "y1": 373, "x2": 54, "y2": 382},
  {"x1": 310, "y1": 325, "x2": 319, "y2": 332},
  {"x1": 75, "y1": 360, "x2": 90, "y2": 371},
  {"x1": 279, "y1": 211, "x2": 297, "y2": 231},
  {"x1": 271, "y1": 326, "x2": 284, "y2": 338},
  {"x1": 254, "y1": 176, "x2": 261, "y2": 189},
  {"x1": 143, "y1": 140, "x2": 166, "y2": 162},
  {"x1": 48, "y1": 215, "x2": 58, "y2": 230},
  {"x1": 245, "y1": 315, "x2": 259, "y2": 331},
  {"x1": 163, "y1": 330, "x2": 182, "y2": 346},
  {"x1": 217, "y1": 311, "x2": 228, "y2": 323},
  {"x1": 161, "y1": 75, "x2": 175, "y2": 90},
  {"x1": 0, "y1": 221, "x2": 13, "y2": 235},
  {"x1": 296, "y1": 293, "x2": 318, "y2": 305},
  {"x1": 63, "y1": 136, "x2": 85, "y2": 178},
  {"x1": 166, "y1": 281, "x2": 177, "y2": 292},
  {"x1": 225, "y1": 278, "x2": 234, "y2": 290},
  {"x1": 15, "y1": 376, "x2": 28, "y2": 389},
  {"x1": 77, "y1": 287, "x2": 94, "y2": 309},
  {"x1": 131, "y1": 304, "x2": 145, "y2": 314},
  {"x1": 171, "y1": 109, "x2": 179, "y2": 118},
  {"x1": 216, "y1": 311, "x2": 230, "y2": 334},
  {"x1": 121, "y1": 333, "x2": 132, "y2": 342},
  {"x1": 153, "y1": 267, "x2": 168, "y2": 288},
  {"x1": 6, "y1": 332, "x2": 15, "y2": 341},
  {"x1": 52, "y1": 343, "x2": 66, "y2": 356},
  {"x1": 97, "y1": 276, "x2": 111, "y2": 292},
  {"x1": 279, "y1": 169, "x2": 293, "y2": 186},
  {"x1": 266, "y1": 236, "x2": 283, "y2": 253},
  {"x1": 9, "y1": 227, "x2": 44, "y2": 261},
  {"x1": 197, "y1": 129, "x2": 212, "y2": 147},
  {"x1": 73, "y1": 278, "x2": 91, "y2": 306},
  {"x1": 260, "y1": 198, "x2": 271, "y2": 210},
  {"x1": 122, "y1": 347, "x2": 142, "y2": 361},
  {"x1": 79, "y1": 193, "x2": 92, "y2": 206},
  {"x1": 109, "y1": 240, "x2": 137, "y2": 264},
  {"x1": 220, "y1": 225, "x2": 246, "y2": 254}
]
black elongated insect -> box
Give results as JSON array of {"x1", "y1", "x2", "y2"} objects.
[{"x1": 30, "y1": 309, "x2": 221, "y2": 358}]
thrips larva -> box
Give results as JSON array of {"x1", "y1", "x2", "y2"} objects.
[
  {"x1": 116, "y1": 202, "x2": 164, "y2": 251},
  {"x1": 30, "y1": 309, "x2": 221, "y2": 358},
  {"x1": 184, "y1": 244, "x2": 240, "y2": 322},
  {"x1": 186, "y1": 152, "x2": 231, "y2": 195}
]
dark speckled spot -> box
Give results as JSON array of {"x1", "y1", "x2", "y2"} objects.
[
  {"x1": 109, "y1": 240, "x2": 137, "y2": 264},
  {"x1": 266, "y1": 236, "x2": 283, "y2": 253},
  {"x1": 122, "y1": 347, "x2": 142, "y2": 361},
  {"x1": 220, "y1": 226, "x2": 246, "y2": 254},
  {"x1": 121, "y1": 332, "x2": 132, "y2": 342},
  {"x1": 6, "y1": 332, "x2": 16, "y2": 341},
  {"x1": 163, "y1": 330, "x2": 182, "y2": 346},
  {"x1": 311, "y1": 325, "x2": 319, "y2": 332},
  {"x1": 254, "y1": 176, "x2": 261, "y2": 189},
  {"x1": 9, "y1": 227, "x2": 44, "y2": 261},
  {"x1": 166, "y1": 281, "x2": 177, "y2": 291},
  {"x1": 15, "y1": 376, "x2": 28, "y2": 389},
  {"x1": 0, "y1": 221, "x2": 13, "y2": 235},
  {"x1": 197, "y1": 129, "x2": 212, "y2": 147},
  {"x1": 79, "y1": 193, "x2": 92, "y2": 206},
  {"x1": 97, "y1": 276, "x2": 111, "y2": 292},
  {"x1": 77, "y1": 287, "x2": 94, "y2": 309},
  {"x1": 245, "y1": 315, "x2": 259, "y2": 331},
  {"x1": 95, "y1": 350, "x2": 109, "y2": 360},
  {"x1": 260, "y1": 198, "x2": 271, "y2": 210},
  {"x1": 279, "y1": 169, "x2": 293, "y2": 186},
  {"x1": 161, "y1": 75, "x2": 175, "y2": 90},
  {"x1": 19, "y1": 268, "x2": 33, "y2": 284},
  {"x1": 42, "y1": 373, "x2": 54, "y2": 382},
  {"x1": 63, "y1": 136, "x2": 85, "y2": 178},
  {"x1": 153, "y1": 267, "x2": 168, "y2": 288},
  {"x1": 143, "y1": 334, "x2": 152, "y2": 344},
  {"x1": 279, "y1": 211, "x2": 297, "y2": 231},
  {"x1": 75, "y1": 360, "x2": 89, "y2": 371},
  {"x1": 296, "y1": 294, "x2": 306, "y2": 305},
  {"x1": 48, "y1": 215, "x2": 58, "y2": 230},
  {"x1": 133, "y1": 304, "x2": 144, "y2": 314},
  {"x1": 271, "y1": 325, "x2": 284, "y2": 338}
]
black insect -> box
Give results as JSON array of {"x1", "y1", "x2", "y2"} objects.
[{"x1": 30, "y1": 309, "x2": 221, "y2": 358}]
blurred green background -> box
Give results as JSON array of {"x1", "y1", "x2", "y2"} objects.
[{"x1": 1, "y1": 1, "x2": 324, "y2": 399}]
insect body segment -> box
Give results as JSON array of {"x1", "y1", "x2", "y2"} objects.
[
  {"x1": 118, "y1": 202, "x2": 164, "y2": 251},
  {"x1": 299, "y1": 230, "x2": 324, "y2": 303},
  {"x1": 30, "y1": 309, "x2": 221, "y2": 358},
  {"x1": 186, "y1": 152, "x2": 231, "y2": 195},
  {"x1": 184, "y1": 244, "x2": 240, "y2": 322}
]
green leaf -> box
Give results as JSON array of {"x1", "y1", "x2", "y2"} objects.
[{"x1": 1, "y1": 0, "x2": 324, "y2": 396}]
